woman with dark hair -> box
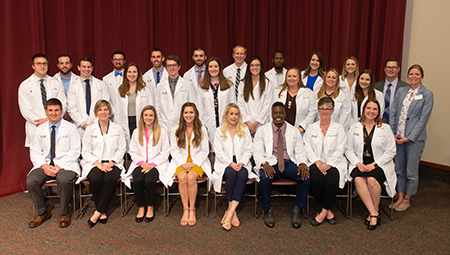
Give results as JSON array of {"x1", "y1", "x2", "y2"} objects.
[
  {"x1": 168, "y1": 102, "x2": 211, "y2": 226},
  {"x1": 389, "y1": 64, "x2": 433, "y2": 212},
  {"x1": 115, "y1": 62, "x2": 156, "y2": 144},
  {"x1": 340, "y1": 56, "x2": 359, "y2": 91},
  {"x1": 350, "y1": 69, "x2": 385, "y2": 124},
  {"x1": 301, "y1": 51, "x2": 325, "y2": 91},
  {"x1": 315, "y1": 68, "x2": 352, "y2": 130},
  {"x1": 345, "y1": 99, "x2": 396, "y2": 230},
  {"x1": 124, "y1": 105, "x2": 170, "y2": 223},
  {"x1": 198, "y1": 57, "x2": 235, "y2": 146},
  {"x1": 237, "y1": 56, "x2": 273, "y2": 136},
  {"x1": 305, "y1": 97, "x2": 347, "y2": 226},
  {"x1": 274, "y1": 66, "x2": 316, "y2": 133},
  {"x1": 80, "y1": 100, "x2": 126, "y2": 228}
]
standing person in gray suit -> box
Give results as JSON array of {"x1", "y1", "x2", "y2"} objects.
[
  {"x1": 389, "y1": 64, "x2": 433, "y2": 212},
  {"x1": 374, "y1": 58, "x2": 409, "y2": 124}
]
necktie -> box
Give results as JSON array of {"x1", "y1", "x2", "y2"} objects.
[
  {"x1": 277, "y1": 128, "x2": 285, "y2": 172},
  {"x1": 50, "y1": 125, "x2": 56, "y2": 166},
  {"x1": 198, "y1": 70, "x2": 203, "y2": 84},
  {"x1": 114, "y1": 71, "x2": 122, "y2": 77},
  {"x1": 235, "y1": 68, "x2": 241, "y2": 100},
  {"x1": 156, "y1": 71, "x2": 161, "y2": 85},
  {"x1": 40, "y1": 79, "x2": 46, "y2": 108},
  {"x1": 382, "y1": 83, "x2": 392, "y2": 123},
  {"x1": 85, "y1": 79, "x2": 91, "y2": 115}
]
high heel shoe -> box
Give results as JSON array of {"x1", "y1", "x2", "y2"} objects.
[
  {"x1": 88, "y1": 218, "x2": 97, "y2": 228},
  {"x1": 180, "y1": 208, "x2": 189, "y2": 227},
  {"x1": 99, "y1": 217, "x2": 108, "y2": 224},
  {"x1": 145, "y1": 212, "x2": 155, "y2": 223},
  {"x1": 188, "y1": 208, "x2": 197, "y2": 226},
  {"x1": 367, "y1": 215, "x2": 380, "y2": 230}
]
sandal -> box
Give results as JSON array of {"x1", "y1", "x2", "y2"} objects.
[
  {"x1": 221, "y1": 210, "x2": 228, "y2": 224},
  {"x1": 231, "y1": 212, "x2": 240, "y2": 227},
  {"x1": 222, "y1": 221, "x2": 231, "y2": 231},
  {"x1": 180, "y1": 208, "x2": 189, "y2": 227},
  {"x1": 188, "y1": 208, "x2": 197, "y2": 226},
  {"x1": 395, "y1": 199, "x2": 410, "y2": 212}
]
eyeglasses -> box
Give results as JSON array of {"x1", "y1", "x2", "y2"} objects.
[
  {"x1": 318, "y1": 108, "x2": 333, "y2": 111},
  {"x1": 35, "y1": 62, "x2": 48, "y2": 67},
  {"x1": 113, "y1": 58, "x2": 124, "y2": 62},
  {"x1": 385, "y1": 66, "x2": 399, "y2": 70},
  {"x1": 166, "y1": 64, "x2": 178, "y2": 68}
]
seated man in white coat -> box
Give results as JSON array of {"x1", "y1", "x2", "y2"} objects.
[
  {"x1": 155, "y1": 55, "x2": 197, "y2": 134},
  {"x1": 223, "y1": 45, "x2": 247, "y2": 101},
  {"x1": 103, "y1": 50, "x2": 126, "y2": 118},
  {"x1": 53, "y1": 54, "x2": 79, "y2": 122},
  {"x1": 19, "y1": 53, "x2": 66, "y2": 147},
  {"x1": 67, "y1": 57, "x2": 110, "y2": 136},
  {"x1": 26, "y1": 98, "x2": 81, "y2": 228},
  {"x1": 265, "y1": 50, "x2": 287, "y2": 88},
  {"x1": 253, "y1": 102, "x2": 310, "y2": 228},
  {"x1": 143, "y1": 48, "x2": 167, "y2": 90},
  {"x1": 183, "y1": 47, "x2": 207, "y2": 90}
]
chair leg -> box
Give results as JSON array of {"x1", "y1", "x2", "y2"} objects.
[{"x1": 254, "y1": 181, "x2": 258, "y2": 218}]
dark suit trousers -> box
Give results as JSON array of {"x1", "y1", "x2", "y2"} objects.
[{"x1": 26, "y1": 168, "x2": 77, "y2": 215}]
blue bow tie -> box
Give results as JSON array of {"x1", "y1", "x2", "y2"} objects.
[{"x1": 115, "y1": 71, "x2": 123, "y2": 77}]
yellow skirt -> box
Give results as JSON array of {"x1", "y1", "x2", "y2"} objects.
[{"x1": 175, "y1": 138, "x2": 204, "y2": 179}]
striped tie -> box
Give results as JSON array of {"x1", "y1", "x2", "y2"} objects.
[
  {"x1": 382, "y1": 83, "x2": 392, "y2": 123},
  {"x1": 235, "y1": 67, "x2": 241, "y2": 101},
  {"x1": 39, "y1": 79, "x2": 46, "y2": 108}
]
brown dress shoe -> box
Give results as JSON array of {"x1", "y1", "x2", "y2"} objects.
[
  {"x1": 28, "y1": 211, "x2": 52, "y2": 228},
  {"x1": 59, "y1": 214, "x2": 71, "y2": 228}
]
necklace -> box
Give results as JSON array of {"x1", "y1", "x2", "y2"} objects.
[{"x1": 287, "y1": 91, "x2": 296, "y2": 109}]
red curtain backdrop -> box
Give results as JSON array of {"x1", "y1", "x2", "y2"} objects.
[{"x1": 0, "y1": 0, "x2": 406, "y2": 197}]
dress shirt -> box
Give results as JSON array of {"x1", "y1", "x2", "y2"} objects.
[
  {"x1": 152, "y1": 67, "x2": 166, "y2": 85},
  {"x1": 60, "y1": 76, "x2": 71, "y2": 96},
  {"x1": 194, "y1": 65, "x2": 206, "y2": 84}
]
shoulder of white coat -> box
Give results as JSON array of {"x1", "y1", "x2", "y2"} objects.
[{"x1": 102, "y1": 71, "x2": 114, "y2": 81}]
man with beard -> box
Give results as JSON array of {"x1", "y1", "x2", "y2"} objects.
[
  {"x1": 183, "y1": 47, "x2": 207, "y2": 89},
  {"x1": 265, "y1": 50, "x2": 287, "y2": 87},
  {"x1": 103, "y1": 50, "x2": 126, "y2": 119},
  {"x1": 143, "y1": 48, "x2": 167, "y2": 90},
  {"x1": 53, "y1": 54, "x2": 79, "y2": 121}
]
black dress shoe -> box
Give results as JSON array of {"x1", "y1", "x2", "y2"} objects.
[
  {"x1": 291, "y1": 207, "x2": 302, "y2": 228},
  {"x1": 311, "y1": 214, "x2": 324, "y2": 226},
  {"x1": 145, "y1": 212, "x2": 155, "y2": 222},
  {"x1": 263, "y1": 209, "x2": 275, "y2": 228},
  {"x1": 367, "y1": 215, "x2": 380, "y2": 230},
  {"x1": 326, "y1": 216, "x2": 337, "y2": 225},
  {"x1": 135, "y1": 216, "x2": 144, "y2": 223},
  {"x1": 99, "y1": 217, "x2": 108, "y2": 224},
  {"x1": 87, "y1": 219, "x2": 97, "y2": 228}
]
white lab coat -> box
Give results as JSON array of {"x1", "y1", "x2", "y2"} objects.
[
  {"x1": 313, "y1": 89, "x2": 352, "y2": 130},
  {"x1": 238, "y1": 79, "x2": 274, "y2": 126},
  {"x1": 29, "y1": 120, "x2": 81, "y2": 175},
  {"x1": 124, "y1": 127, "x2": 171, "y2": 188},
  {"x1": 339, "y1": 76, "x2": 352, "y2": 92},
  {"x1": 114, "y1": 85, "x2": 156, "y2": 146},
  {"x1": 167, "y1": 125, "x2": 211, "y2": 187},
  {"x1": 211, "y1": 126, "x2": 257, "y2": 192},
  {"x1": 143, "y1": 67, "x2": 168, "y2": 91},
  {"x1": 304, "y1": 121, "x2": 348, "y2": 188},
  {"x1": 103, "y1": 70, "x2": 124, "y2": 118},
  {"x1": 350, "y1": 89, "x2": 385, "y2": 125},
  {"x1": 19, "y1": 74, "x2": 67, "y2": 147},
  {"x1": 301, "y1": 70, "x2": 323, "y2": 92},
  {"x1": 345, "y1": 122, "x2": 397, "y2": 197},
  {"x1": 53, "y1": 72, "x2": 80, "y2": 97},
  {"x1": 197, "y1": 83, "x2": 235, "y2": 147},
  {"x1": 155, "y1": 76, "x2": 197, "y2": 135},
  {"x1": 265, "y1": 67, "x2": 287, "y2": 88},
  {"x1": 223, "y1": 62, "x2": 248, "y2": 86},
  {"x1": 79, "y1": 120, "x2": 126, "y2": 182},
  {"x1": 274, "y1": 86, "x2": 316, "y2": 131},
  {"x1": 66, "y1": 76, "x2": 110, "y2": 136},
  {"x1": 253, "y1": 122, "x2": 308, "y2": 176},
  {"x1": 183, "y1": 66, "x2": 204, "y2": 88}
]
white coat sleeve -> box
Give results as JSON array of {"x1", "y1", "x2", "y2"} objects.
[{"x1": 18, "y1": 82, "x2": 40, "y2": 123}]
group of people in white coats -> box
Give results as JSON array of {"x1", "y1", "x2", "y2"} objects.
[{"x1": 21, "y1": 50, "x2": 433, "y2": 231}]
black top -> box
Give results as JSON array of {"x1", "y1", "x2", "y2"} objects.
[
  {"x1": 363, "y1": 124, "x2": 376, "y2": 164},
  {"x1": 284, "y1": 92, "x2": 297, "y2": 126}
]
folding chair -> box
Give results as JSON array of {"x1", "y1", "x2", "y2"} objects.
[{"x1": 32, "y1": 180, "x2": 76, "y2": 217}]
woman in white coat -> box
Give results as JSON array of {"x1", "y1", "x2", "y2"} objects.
[
  {"x1": 345, "y1": 99, "x2": 396, "y2": 230},
  {"x1": 169, "y1": 102, "x2": 211, "y2": 226},
  {"x1": 301, "y1": 51, "x2": 325, "y2": 91},
  {"x1": 126, "y1": 105, "x2": 170, "y2": 223},
  {"x1": 80, "y1": 100, "x2": 126, "y2": 228},
  {"x1": 350, "y1": 69, "x2": 385, "y2": 125},
  {"x1": 238, "y1": 56, "x2": 274, "y2": 136},
  {"x1": 315, "y1": 68, "x2": 352, "y2": 130},
  {"x1": 274, "y1": 67, "x2": 316, "y2": 133},
  {"x1": 340, "y1": 56, "x2": 359, "y2": 92},
  {"x1": 116, "y1": 62, "x2": 155, "y2": 145},
  {"x1": 213, "y1": 103, "x2": 256, "y2": 231},
  {"x1": 305, "y1": 97, "x2": 347, "y2": 226},
  {"x1": 197, "y1": 57, "x2": 235, "y2": 147}
]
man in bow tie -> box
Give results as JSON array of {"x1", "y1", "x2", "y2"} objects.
[{"x1": 103, "y1": 51, "x2": 126, "y2": 116}]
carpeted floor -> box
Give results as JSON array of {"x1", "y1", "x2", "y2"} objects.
[{"x1": 0, "y1": 166, "x2": 449, "y2": 254}]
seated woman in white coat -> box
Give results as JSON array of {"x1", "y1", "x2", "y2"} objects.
[
  {"x1": 274, "y1": 67, "x2": 316, "y2": 133},
  {"x1": 197, "y1": 57, "x2": 234, "y2": 147},
  {"x1": 80, "y1": 100, "x2": 126, "y2": 228},
  {"x1": 116, "y1": 62, "x2": 155, "y2": 145},
  {"x1": 238, "y1": 56, "x2": 274, "y2": 137},
  {"x1": 345, "y1": 99, "x2": 396, "y2": 230},
  {"x1": 305, "y1": 97, "x2": 347, "y2": 226},
  {"x1": 340, "y1": 56, "x2": 359, "y2": 92},
  {"x1": 212, "y1": 103, "x2": 256, "y2": 231},
  {"x1": 315, "y1": 68, "x2": 351, "y2": 130},
  {"x1": 126, "y1": 105, "x2": 170, "y2": 223},
  {"x1": 169, "y1": 102, "x2": 211, "y2": 226},
  {"x1": 301, "y1": 51, "x2": 325, "y2": 91},
  {"x1": 350, "y1": 69, "x2": 385, "y2": 125}
]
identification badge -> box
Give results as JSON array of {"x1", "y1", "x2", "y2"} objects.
[{"x1": 415, "y1": 94, "x2": 423, "y2": 100}]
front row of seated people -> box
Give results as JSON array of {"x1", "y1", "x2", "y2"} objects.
[{"x1": 26, "y1": 97, "x2": 397, "y2": 231}]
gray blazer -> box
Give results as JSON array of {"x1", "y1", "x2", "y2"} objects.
[
  {"x1": 374, "y1": 79, "x2": 409, "y2": 95},
  {"x1": 389, "y1": 85, "x2": 434, "y2": 142}
]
